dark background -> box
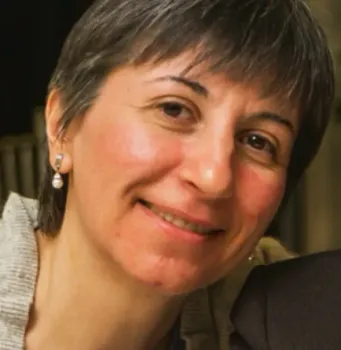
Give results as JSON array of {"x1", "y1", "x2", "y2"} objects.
[{"x1": 0, "y1": 0, "x2": 94, "y2": 137}]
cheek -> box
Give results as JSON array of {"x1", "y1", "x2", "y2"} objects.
[
  {"x1": 92, "y1": 123, "x2": 159, "y2": 170},
  {"x1": 102, "y1": 124, "x2": 158, "y2": 167},
  {"x1": 76, "y1": 116, "x2": 182, "y2": 183},
  {"x1": 237, "y1": 165, "x2": 286, "y2": 218}
]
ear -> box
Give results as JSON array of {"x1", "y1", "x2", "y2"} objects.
[{"x1": 45, "y1": 90, "x2": 73, "y2": 174}]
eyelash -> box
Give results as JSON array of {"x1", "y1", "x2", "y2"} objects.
[
  {"x1": 237, "y1": 132, "x2": 278, "y2": 160},
  {"x1": 156, "y1": 101, "x2": 195, "y2": 122}
]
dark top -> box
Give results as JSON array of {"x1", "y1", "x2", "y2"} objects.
[{"x1": 230, "y1": 250, "x2": 341, "y2": 350}]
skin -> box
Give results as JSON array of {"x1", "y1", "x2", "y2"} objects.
[{"x1": 26, "y1": 52, "x2": 298, "y2": 350}]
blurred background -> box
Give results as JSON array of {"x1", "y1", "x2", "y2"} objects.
[{"x1": 0, "y1": 0, "x2": 340, "y2": 254}]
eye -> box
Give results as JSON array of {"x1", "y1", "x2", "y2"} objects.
[
  {"x1": 238, "y1": 132, "x2": 277, "y2": 160},
  {"x1": 157, "y1": 101, "x2": 194, "y2": 121}
]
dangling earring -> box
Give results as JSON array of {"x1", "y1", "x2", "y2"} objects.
[
  {"x1": 248, "y1": 252, "x2": 255, "y2": 263},
  {"x1": 52, "y1": 153, "x2": 64, "y2": 189}
]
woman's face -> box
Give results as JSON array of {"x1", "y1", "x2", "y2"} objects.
[{"x1": 51, "y1": 53, "x2": 298, "y2": 294}]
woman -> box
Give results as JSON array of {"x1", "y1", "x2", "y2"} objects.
[
  {"x1": 0, "y1": 0, "x2": 334, "y2": 349},
  {"x1": 230, "y1": 250, "x2": 341, "y2": 350}
]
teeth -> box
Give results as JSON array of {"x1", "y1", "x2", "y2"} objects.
[{"x1": 145, "y1": 202, "x2": 215, "y2": 235}]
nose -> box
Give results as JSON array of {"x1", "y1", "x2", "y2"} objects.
[{"x1": 180, "y1": 130, "x2": 234, "y2": 199}]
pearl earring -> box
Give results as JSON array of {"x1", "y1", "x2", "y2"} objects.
[{"x1": 52, "y1": 153, "x2": 64, "y2": 189}]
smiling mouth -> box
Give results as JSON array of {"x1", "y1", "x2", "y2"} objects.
[{"x1": 139, "y1": 199, "x2": 223, "y2": 236}]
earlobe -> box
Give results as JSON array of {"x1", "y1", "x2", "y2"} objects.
[{"x1": 51, "y1": 152, "x2": 73, "y2": 174}]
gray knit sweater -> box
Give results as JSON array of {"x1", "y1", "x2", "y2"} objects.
[
  {"x1": 0, "y1": 193, "x2": 294, "y2": 350},
  {"x1": 0, "y1": 193, "x2": 38, "y2": 350}
]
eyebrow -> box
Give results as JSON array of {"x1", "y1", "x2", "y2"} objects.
[
  {"x1": 246, "y1": 112, "x2": 296, "y2": 135},
  {"x1": 150, "y1": 75, "x2": 208, "y2": 97}
]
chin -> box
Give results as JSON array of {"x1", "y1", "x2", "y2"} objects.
[
  {"x1": 126, "y1": 257, "x2": 216, "y2": 296},
  {"x1": 138, "y1": 275, "x2": 203, "y2": 296}
]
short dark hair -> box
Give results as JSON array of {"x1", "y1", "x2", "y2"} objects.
[{"x1": 38, "y1": 0, "x2": 335, "y2": 235}]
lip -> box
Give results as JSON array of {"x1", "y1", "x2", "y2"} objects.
[
  {"x1": 140, "y1": 199, "x2": 222, "y2": 231},
  {"x1": 138, "y1": 200, "x2": 223, "y2": 245}
]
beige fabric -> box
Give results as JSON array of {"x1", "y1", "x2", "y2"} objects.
[{"x1": 0, "y1": 193, "x2": 295, "y2": 350}]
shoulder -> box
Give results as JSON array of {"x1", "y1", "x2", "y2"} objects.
[
  {"x1": 0, "y1": 192, "x2": 38, "y2": 256},
  {"x1": 0, "y1": 192, "x2": 38, "y2": 281},
  {"x1": 181, "y1": 237, "x2": 294, "y2": 348},
  {"x1": 235, "y1": 249, "x2": 341, "y2": 304},
  {"x1": 0, "y1": 193, "x2": 38, "y2": 348},
  {"x1": 185, "y1": 237, "x2": 295, "y2": 347},
  {"x1": 212, "y1": 236, "x2": 296, "y2": 306},
  {"x1": 231, "y1": 250, "x2": 341, "y2": 350}
]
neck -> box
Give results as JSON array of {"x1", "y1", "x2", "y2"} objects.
[{"x1": 26, "y1": 226, "x2": 185, "y2": 350}]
